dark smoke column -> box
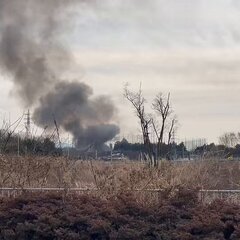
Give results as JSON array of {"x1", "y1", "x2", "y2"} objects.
[
  {"x1": 0, "y1": 0, "x2": 120, "y2": 147},
  {"x1": 33, "y1": 82, "x2": 120, "y2": 148}
]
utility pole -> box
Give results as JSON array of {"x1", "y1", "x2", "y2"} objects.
[
  {"x1": 110, "y1": 143, "x2": 113, "y2": 163},
  {"x1": 67, "y1": 134, "x2": 70, "y2": 158},
  {"x1": 17, "y1": 131, "x2": 20, "y2": 157},
  {"x1": 172, "y1": 130, "x2": 177, "y2": 160}
]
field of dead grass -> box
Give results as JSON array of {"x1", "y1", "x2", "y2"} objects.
[{"x1": 0, "y1": 155, "x2": 239, "y2": 194}]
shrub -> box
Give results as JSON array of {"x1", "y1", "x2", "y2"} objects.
[{"x1": 0, "y1": 192, "x2": 238, "y2": 239}]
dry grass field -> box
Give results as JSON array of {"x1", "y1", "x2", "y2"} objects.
[
  {"x1": 0, "y1": 155, "x2": 240, "y2": 201},
  {"x1": 0, "y1": 155, "x2": 240, "y2": 194}
]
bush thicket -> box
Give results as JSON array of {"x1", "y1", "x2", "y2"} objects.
[{"x1": 0, "y1": 191, "x2": 239, "y2": 240}]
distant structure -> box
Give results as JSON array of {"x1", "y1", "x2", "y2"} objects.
[
  {"x1": 183, "y1": 138, "x2": 207, "y2": 151},
  {"x1": 24, "y1": 109, "x2": 31, "y2": 138}
]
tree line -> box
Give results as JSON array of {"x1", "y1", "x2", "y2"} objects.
[
  {"x1": 0, "y1": 129, "x2": 60, "y2": 156},
  {"x1": 114, "y1": 138, "x2": 188, "y2": 160}
]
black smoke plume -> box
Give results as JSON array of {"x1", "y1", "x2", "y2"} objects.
[
  {"x1": 33, "y1": 82, "x2": 119, "y2": 148},
  {"x1": 0, "y1": 0, "x2": 119, "y2": 148}
]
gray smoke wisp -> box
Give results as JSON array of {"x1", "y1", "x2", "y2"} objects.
[
  {"x1": 0, "y1": 0, "x2": 120, "y2": 147},
  {"x1": 0, "y1": 0, "x2": 67, "y2": 104}
]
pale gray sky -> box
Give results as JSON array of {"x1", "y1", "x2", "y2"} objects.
[{"x1": 1, "y1": 0, "x2": 240, "y2": 143}]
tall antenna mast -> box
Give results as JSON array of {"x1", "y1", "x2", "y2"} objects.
[{"x1": 25, "y1": 109, "x2": 31, "y2": 138}]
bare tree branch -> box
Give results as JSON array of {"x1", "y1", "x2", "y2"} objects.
[
  {"x1": 167, "y1": 116, "x2": 178, "y2": 145},
  {"x1": 124, "y1": 84, "x2": 154, "y2": 164}
]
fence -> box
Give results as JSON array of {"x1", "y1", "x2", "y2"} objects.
[
  {"x1": 0, "y1": 188, "x2": 240, "y2": 204},
  {"x1": 199, "y1": 190, "x2": 240, "y2": 204},
  {"x1": 0, "y1": 188, "x2": 97, "y2": 198}
]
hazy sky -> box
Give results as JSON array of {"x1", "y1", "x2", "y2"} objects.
[{"x1": 1, "y1": 0, "x2": 240, "y2": 143}]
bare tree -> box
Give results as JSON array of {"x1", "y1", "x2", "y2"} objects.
[
  {"x1": 167, "y1": 115, "x2": 178, "y2": 145},
  {"x1": 124, "y1": 84, "x2": 154, "y2": 163},
  {"x1": 152, "y1": 92, "x2": 175, "y2": 158},
  {"x1": 219, "y1": 132, "x2": 239, "y2": 148},
  {"x1": 1, "y1": 114, "x2": 24, "y2": 153},
  {"x1": 152, "y1": 93, "x2": 171, "y2": 143}
]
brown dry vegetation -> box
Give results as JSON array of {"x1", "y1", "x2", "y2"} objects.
[{"x1": 0, "y1": 155, "x2": 240, "y2": 192}]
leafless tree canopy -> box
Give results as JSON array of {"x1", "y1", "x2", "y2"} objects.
[
  {"x1": 219, "y1": 132, "x2": 240, "y2": 148},
  {"x1": 124, "y1": 84, "x2": 179, "y2": 164},
  {"x1": 124, "y1": 84, "x2": 153, "y2": 161},
  {"x1": 152, "y1": 92, "x2": 177, "y2": 159}
]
